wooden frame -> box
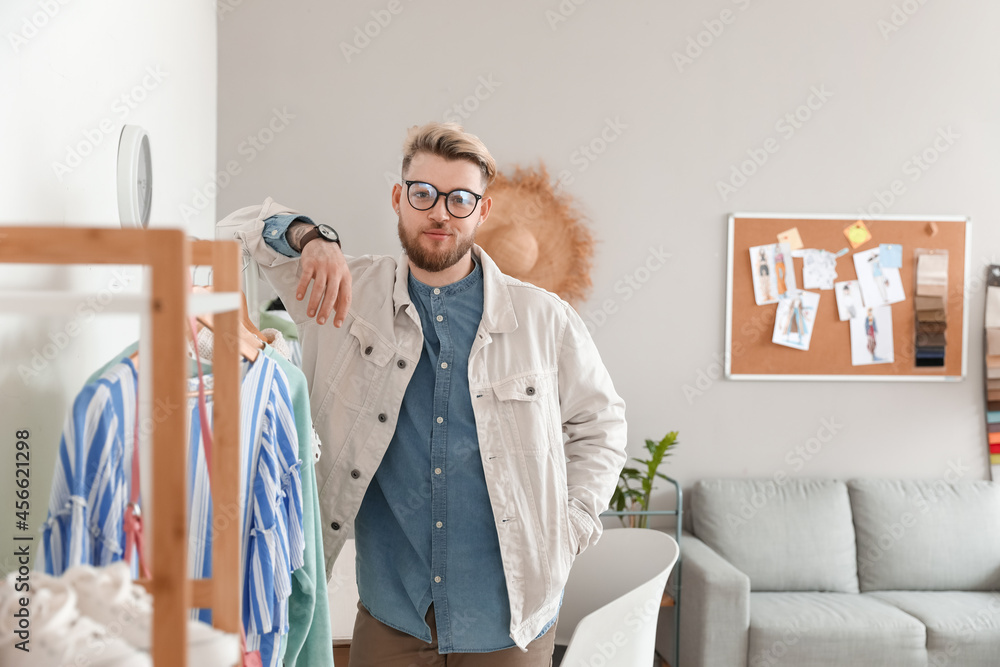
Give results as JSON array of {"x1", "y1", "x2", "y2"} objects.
[
  {"x1": 725, "y1": 213, "x2": 971, "y2": 381},
  {"x1": 0, "y1": 228, "x2": 243, "y2": 666}
]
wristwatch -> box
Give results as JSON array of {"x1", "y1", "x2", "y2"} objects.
[{"x1": 299, "y1": 223, "x2": 341, "y2": 250}]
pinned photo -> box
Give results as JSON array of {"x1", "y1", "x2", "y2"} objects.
[
  {"x1": 850, "y1": 305, "x2": 895, "y2": 365},
  {"x1": 853, "y1": 247, "x2": 905, "y2": 307},
  {"x1": 834, "y1": 280, "x2": 864, "y2": 321},
  {"x1": 772, "y1": 289, "x2": 820, "y2": 351},
  {"x1": 750, "y1": 242, "x2": 796, "y2": 305}
]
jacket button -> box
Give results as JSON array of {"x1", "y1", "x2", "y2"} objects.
[
  {"x1": 397, "y1": 359, "x2": 406, "y2": 369},
  {"x1": 526, "y1": 386, "x2": 536, "y2": 395},
  {"x1": 330, "y1": 521, "x2": 340, "y2": 530},
  {"x1": 378, "y1": 413, "x2": 387, "y2": 422},
  {"x1": 365, "y1": 346, "x2": 373, "y2": 355},
  {"x1": 351, "y1": 469, "x2": 360, "y2": 479}
]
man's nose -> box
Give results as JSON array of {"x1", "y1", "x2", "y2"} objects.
[{"x1": 428, "y1": 195, "x2": 450, "y2": 220}]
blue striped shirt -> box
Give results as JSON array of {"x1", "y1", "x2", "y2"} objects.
[
  {"x1": 41, "y1": 359, "x2": 138, "y2": 575},
  {"x1": 187, "y1": 353, "x2": 303, "y2": 667}
]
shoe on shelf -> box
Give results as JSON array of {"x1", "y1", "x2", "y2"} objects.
[
  {"x1": 64, "y1": 561, "x2": 241, "y2": 667},
  {"x1": 0, "y1": 570, "x2": 152, "y2": 667}
]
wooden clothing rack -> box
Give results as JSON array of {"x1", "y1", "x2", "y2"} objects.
[{"x1": 0, "y1": 228, "x2": 244, "y2": 666}]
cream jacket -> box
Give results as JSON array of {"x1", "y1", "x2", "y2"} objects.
[{"x1": 217, "y1": 198, "x2": 627, "y2": 648}]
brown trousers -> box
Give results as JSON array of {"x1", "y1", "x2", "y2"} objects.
[{"x1": 347, "y1": 602, "x2": 556, "y2": 667}]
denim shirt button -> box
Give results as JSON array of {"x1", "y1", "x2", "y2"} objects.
[
  {"x1": 526, "y1": 386, "x2": 536, "y2": 395},
  {"x1": 330, "y1": 521, "x2": 340, "y2": 530},
  {"x1": 378, "y1": 413, "x2": 387, "y2": 423},
  {"x1": 351, "y1": 469, "x2": 360, "y2": 479},
  {"x1": 365, "y1": 345, "x2": 373, "y2": 355}
]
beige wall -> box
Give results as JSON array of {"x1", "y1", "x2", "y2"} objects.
[
  {"x1": 217, "y1": 0, "x2": 1000, "y2": 500},
  {"x1": 0, "y1": 0, "x2": 217, "y2": 575}
]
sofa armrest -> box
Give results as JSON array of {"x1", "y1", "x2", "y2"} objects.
[{"x1": 679, "y1": 533, "x2": 751, "y2": 667}]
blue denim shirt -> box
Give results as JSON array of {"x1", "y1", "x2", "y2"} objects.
[{"x1": 261, "y1": 216, "x2": 558, "y2": 651}]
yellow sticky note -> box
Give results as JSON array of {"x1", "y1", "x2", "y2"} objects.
[
  {"x1": 844, "y1": 220, "x2": 872, "y2": 249},
  {"x1": 777, "y1": 227, "x2": 804, "y2": 251}
]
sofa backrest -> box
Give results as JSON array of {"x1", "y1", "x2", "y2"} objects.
[
  {"x1": 848, "y1": 479, "x2": 1000, "y2": 591},
  {"x1": 692, "y1": 479, "x2": 859, "y2": 593}
]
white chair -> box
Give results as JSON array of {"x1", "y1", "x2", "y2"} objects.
[{"x1": 555, "y1": 528, "x2": 680, "y2": 667}]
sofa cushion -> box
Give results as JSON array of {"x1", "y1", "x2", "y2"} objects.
[
  {"x1": 870, "y1": 592, "x2": 1000, "y2": 666},
  {"x1": 692, "y1": 479, "x2": 859, "y2": 592},
  {"x1": 749, "y1": 592, "x2": 926, "y2": 667},
  {"x1": 849, "y1": 479, "x2": 1000, "y2": 591}
]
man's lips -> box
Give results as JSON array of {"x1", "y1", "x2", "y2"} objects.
[{"x1": 423, "y1": 230, "x2": 451, "y2": 240}]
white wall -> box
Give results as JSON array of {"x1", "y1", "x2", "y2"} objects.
[
  {"x1": 0, "y1": 0, "x2": 216, "y2": 576},
  {"x1": 217, "y1": 0, "x2": 1000, "y2": 506}
]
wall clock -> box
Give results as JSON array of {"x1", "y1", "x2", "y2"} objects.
[{"x1": 117, "y1": 125, "x2": 152, "y2": 229}]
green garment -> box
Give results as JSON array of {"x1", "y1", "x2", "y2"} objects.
[
  {"x1": 263, "y1": 345, "x2": 334, "y2": 667},
  {"x1": 259, "y1": 309, "x2": 300, "y2": 341}
]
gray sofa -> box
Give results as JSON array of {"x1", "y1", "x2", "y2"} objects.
[{"x1": 678, "y1": 478, "x2": 1000, "y2": 666}]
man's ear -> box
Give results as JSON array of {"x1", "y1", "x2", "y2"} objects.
[
  {"x1": 391, "y1": 183, "x2": 403, "y2": 213},
  {"x1": 477, "y1": 196, "x2": 492, "y2": 227}
]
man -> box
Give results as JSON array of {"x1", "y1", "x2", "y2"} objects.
[{"x1": 217, "y1": 122, "x2": 627, "y2": 665}]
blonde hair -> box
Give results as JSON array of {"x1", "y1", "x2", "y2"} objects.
[{"x1": 401, "y1": 122, "x2": 497, "y2": 190}]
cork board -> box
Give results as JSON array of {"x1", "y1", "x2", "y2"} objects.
[{"x1": 725, "y1": 214, "x2": 970, "y2": 380}]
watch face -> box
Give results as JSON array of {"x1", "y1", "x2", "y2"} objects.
[{"x1": 318, "y1": 224, "x2": 338, "y2": 241}]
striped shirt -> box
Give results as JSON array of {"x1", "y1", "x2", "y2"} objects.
[
  {"x1": 40, "y1": 359, "x2": 138, "y2": 575},
  {"x1": 187, "y1": 353, "x2": 303, "y2": 667}
]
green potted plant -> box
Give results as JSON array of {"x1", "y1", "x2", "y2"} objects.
[{"x1": 610, "y1": 431, "x2": 679, "y2": 528}]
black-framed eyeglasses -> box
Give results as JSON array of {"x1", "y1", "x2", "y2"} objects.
[{"x1": 405, "y1": 180, "x2": 483, "y2": 219}]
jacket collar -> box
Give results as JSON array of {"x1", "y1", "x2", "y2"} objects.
[{"x1": 392, "y1": 244, "x2": 517, "y2": 334}]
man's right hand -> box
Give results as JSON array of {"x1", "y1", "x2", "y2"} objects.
[{"x1": 296, "y1": 237, "x2": 352, "y2": 327}]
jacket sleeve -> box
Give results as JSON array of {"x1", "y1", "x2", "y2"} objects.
[
  {"x1": 216, "y1": 197, "x2": 346, "y2": 326},
  {"x1": 557, "y1": 305, "x2": 627, "y2": 555}
]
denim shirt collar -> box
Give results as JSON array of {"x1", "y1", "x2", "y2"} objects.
[{"x1": 393, "y1": 245, "x2": 517, "y2": 334}]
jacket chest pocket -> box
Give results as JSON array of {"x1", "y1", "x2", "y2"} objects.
[
  {"x1": 492, "y1": 372, "x2": 558, "y2": 456},
  {"x1": 330, "y1": 320, "x2": 393, "y2": 412}
]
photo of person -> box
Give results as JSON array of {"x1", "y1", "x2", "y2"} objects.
[
  {"x1": 834, "y1": 280, "x2": 864, "y2": 321},
  {"x1": 850, "y1": 305, "x2": 895, "y2": 365},
  {"x1": 750, "y1": 242, "x2": 796, "y2": 305},
  {"x1": 772, "y1": 289, "x2": 820, "y2": 351},
  {"x1": 853, "y1": 247, "x2": 905, "y2": 307}
]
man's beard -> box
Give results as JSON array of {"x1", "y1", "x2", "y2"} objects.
[{"x1": 397, "y1": 215, "x2": 476, "y2": 273}]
